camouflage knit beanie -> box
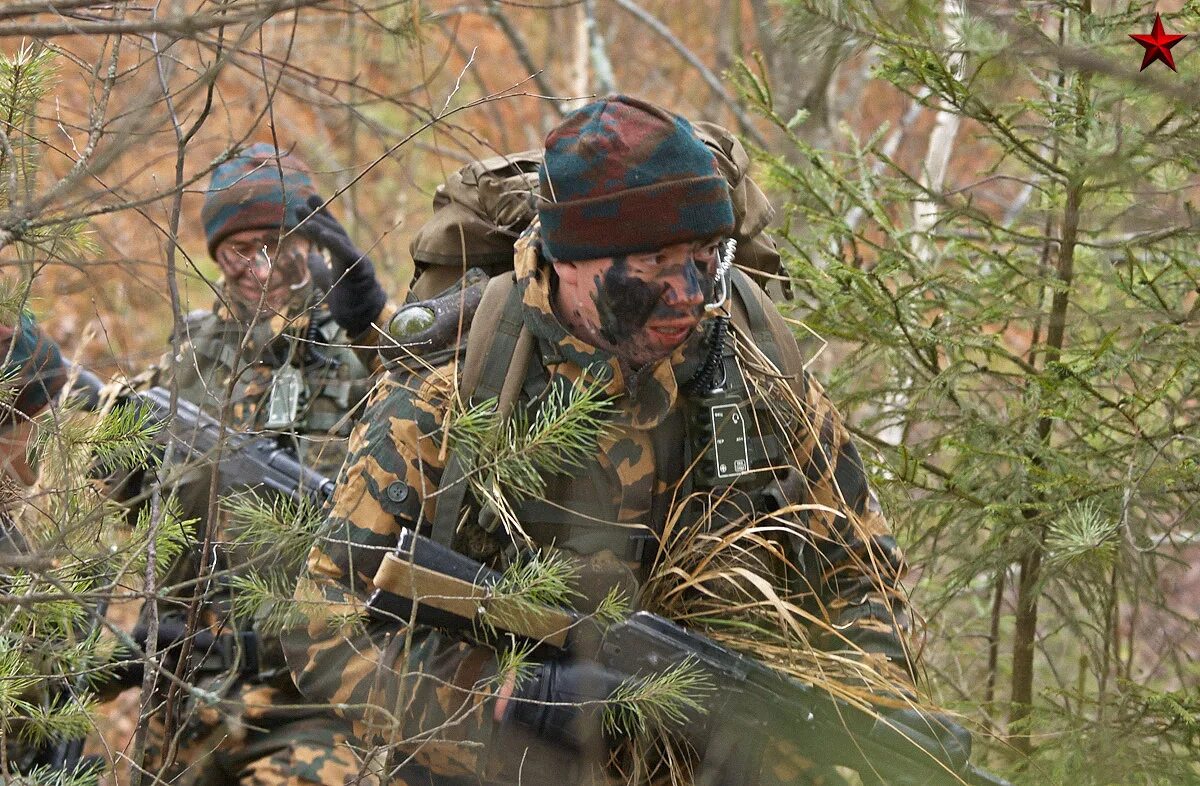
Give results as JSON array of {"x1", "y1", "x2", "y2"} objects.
[
  {"x1": 0, "y1": 312, "x2": 66, "y2": 427},
  {"x1": 201, "y1": 143, "x2": 316, "y2": 258},
  {"x1": 537, "y1": 95, "x2": 735, "y2": 262}
]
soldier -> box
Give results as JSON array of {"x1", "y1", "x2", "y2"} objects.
[
  {"x1": 0, "y1": 309, "x2": 67, "y2": 485},
  {"x1": 282, "y1": 96, "x2": 951, "y2": 785},
  {"x1": 112, "y1": 144, "x2": 386, "y2": 785}
]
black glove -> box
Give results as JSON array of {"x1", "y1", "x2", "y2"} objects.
[
  {"x1": 293, "y1": 194, "x2": 387, "y2": 336},
  {"x1": 502, "y1": 658, "x2": 626, "y2": 752},
  {"x1": 101, "y1": 618, "x2": 205, "y2": 691},
  {"x1": 696, "y1": 714, "x2": 769, "y2": 786}
]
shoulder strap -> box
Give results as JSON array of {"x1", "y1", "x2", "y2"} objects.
[
  {"x1": 729, "y1": 267, "x2": 804, "y2": 379},
  {"x1": 462, "y1": 272, "x2": 524, "y2": 405},
  {"x1": 430, "y1": 272, "x2": 535, "y2": 547}
]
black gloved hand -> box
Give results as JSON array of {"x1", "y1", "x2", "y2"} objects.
[
  {"x1": 293, "y1": 194, "x2": 387, "y2": 336},
  {"x1": 696, "y1": 714, "x2": 769, "y2": 786},
  {"x1": 120, "y1": 618, "x2": 215, "y2": 683},
  {"x1": 501, "y1": 658, "x2": 627, "y2": 752}
]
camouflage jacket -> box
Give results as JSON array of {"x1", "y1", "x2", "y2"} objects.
[
  {"x1": 284, "y1": 229, "x2": 914, "y2": 784},
  {"x1": 118, "y1": 290, "x2": 373, "y2": 690}
]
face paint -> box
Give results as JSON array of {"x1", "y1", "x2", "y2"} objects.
[
  {"x1": 552, "y1": 239, "x2": 723, "y2": 369},
  {"x1": 594, "y1": 255, "x2": 666, "y2": 345},
  {"x1": 216, "y1": 230, "x2": 313, "y2": 315}
]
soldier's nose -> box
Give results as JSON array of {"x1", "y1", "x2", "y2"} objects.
[{"x1": 662, "y1": 268, "x2": 706, "y2": 308}]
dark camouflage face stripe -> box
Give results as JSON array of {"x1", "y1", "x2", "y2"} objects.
[{"x1": 284, "y1": 226, "x2": 914, "y2": 783}]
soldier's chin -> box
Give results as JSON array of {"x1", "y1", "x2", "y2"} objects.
[{"x1": 231, "y1": 284, "x2": 286, "y2": 313}]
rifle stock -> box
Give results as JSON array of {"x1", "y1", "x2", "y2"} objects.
[{"x1": 368, "y1": 528, "x2": 1012, "y2": 786}]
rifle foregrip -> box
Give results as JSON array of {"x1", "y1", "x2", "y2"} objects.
[
  {"x1": 364, "y1": 531, "x2": 1015, "y2": 786},
  {"x1": 368, "y1": 530, "x2": 574, "y2": 649},
  {"x1": 133, "y1": 387, "x2": 335, "y2": 506}
]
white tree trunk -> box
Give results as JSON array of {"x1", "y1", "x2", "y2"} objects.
[
  {"x1": 879, "y1": 0, "x2": 966, "y2": 447},
  {"x1": 565, "y1": 3, "x2": 590, "y2": 112}
]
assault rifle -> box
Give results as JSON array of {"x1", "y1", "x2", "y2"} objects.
[
  {"x1": 24, "y1": 375, "x2": 337, "y2": 779},
  {"x1": 125, "y1": 385, "x2": 336, "y2": 504},
  {"x1": 367, "y1": 529, "x2": 1012, "y2": 786}
]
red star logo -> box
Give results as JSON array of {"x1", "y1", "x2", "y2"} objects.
[{"x1": 1130, "y1": 13, "x2": 1187, "y2": 72}]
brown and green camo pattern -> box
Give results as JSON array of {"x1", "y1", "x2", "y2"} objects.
[
  {"x1": 284, "y1": 229, "x2": 913, "y2": 785},
  {"x1": 118, "y1": 288, "x2": 376, "y2": 786}
]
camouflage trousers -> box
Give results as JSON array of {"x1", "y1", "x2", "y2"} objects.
[{"x1": 142, "y1": 680, "x2": 374, "y2": 786}]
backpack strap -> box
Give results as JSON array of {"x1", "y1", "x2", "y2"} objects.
[
  {"x1": 430, "y1": 272, "x2": 535, "y2": 547},
  {"x1": 729, "y1": 267, "x2": 804, "y2": 379},
  {"x1": 465, "y1": 275, "x2": 527, "y2": 406}
]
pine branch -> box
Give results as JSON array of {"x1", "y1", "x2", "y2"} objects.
[
  {"x1": 605, "y1": 658, "x2": 712, "y2": 738},
  {"x1": 447, "y1": 369, "x2": 615, "y2": 543}
]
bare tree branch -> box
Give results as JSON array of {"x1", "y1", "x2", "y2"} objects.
[
  {"x1": 582, "y1": 0, "x2": 614, "y2": 94},
  {"x1": 480, "y1": 1, "x2": 564, "y2": 117},
  {"x1": 610, "y1": 0, "x2": 765, "y2": 147},
  {"x1": 0, "y1": 0, "x2": 328, "y2": 38}
]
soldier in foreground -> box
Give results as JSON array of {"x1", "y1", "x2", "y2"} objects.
[
  {"x1": 284, "y1": 96, "x2": 965, "y2": 785},
  {"x1": 110, "y1": 144, "x2": 384, "y2": 785}
]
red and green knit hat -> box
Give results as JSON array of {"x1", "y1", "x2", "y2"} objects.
[
  {"x1": 537, "y1": 95, "x2": 735, "y2": 262},
  {"x1": 201, "y1": 143, "x2": 316, "y2": 258}
]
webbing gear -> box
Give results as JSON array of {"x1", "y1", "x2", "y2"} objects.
[
  {"x1": 430, "y1": 267, "x2": 803, "y2": 556},
  {"x1": 687, "y1": 267, "x2": 796, "y2": 492},
  {"x1": 429, "y1": 273, "x2": 538, "y2": 548}
]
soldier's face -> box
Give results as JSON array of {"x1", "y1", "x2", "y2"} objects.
[
  {"x1": 215, "y1": 228, "x2": 312, "y2": 313},
  {"x1": 552, "y1": 238, "x2": 720, "y2": 367}
]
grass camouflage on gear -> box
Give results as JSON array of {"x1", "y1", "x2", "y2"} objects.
[
  {"x1": 282, "y1": 228, "x2": 914, "y2": 785},
  {"x1": 201, "y1": 142, "x2": 317, "y2": 257},
  {"x1": 537, "y1": 95, "x2": 736, "y2": 262},
  {"x1": 0, "y1": 312, "x2": 66, "y2": 426}
]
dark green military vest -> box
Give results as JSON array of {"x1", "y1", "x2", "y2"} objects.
[{"x1": 151, "y1": 299, "x2": 373, "y2": 682}]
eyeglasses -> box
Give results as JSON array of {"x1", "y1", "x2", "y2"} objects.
[{"x1": 216, "y1": 234, "x2": 310, "y2": 278}]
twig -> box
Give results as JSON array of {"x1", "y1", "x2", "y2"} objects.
[{"x1": 610, "y1": 0, "x2": 766, "y2": 147}]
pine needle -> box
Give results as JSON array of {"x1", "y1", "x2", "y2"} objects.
[
  {"x1": 1046, "y1": 500, "x2": 1120, "y2": 571},
  {"x1": 128, "y1": 495, "x2": 192, "y2": 579},
  {"x1": 224, "y1": 488, "x2": 326, "y2": 571},
  {"x1": 447, "y1": 368, "x2": 615, "y2": 544},
  {"x1": 605, "y1": 658, "x2": 713, "y2": 738}
]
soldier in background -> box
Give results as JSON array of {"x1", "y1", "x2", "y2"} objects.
[
  {"x1": 0, "y1": 310, "x2": 67, "y2": 486},
  {"x1": 110, "y1": 144, "x2": 382, "y2": 786}
]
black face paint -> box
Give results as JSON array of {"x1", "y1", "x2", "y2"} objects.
[
  {"x1": 592, "y1": 255, "x2": 711, "y2": 346},
  {"x1": 593, "y1": 255, "x2": 666, "y2": 345},
  {"x1": 684, "y1": 256, "x2": 715, "y2": 304}
]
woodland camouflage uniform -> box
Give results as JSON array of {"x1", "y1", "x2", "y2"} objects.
[
  {"x1": 284, "y1": 97, "x2": 913, "y2": 786},
  {"x1": 114, "y1": 145, "x2": 375, "y2": 786}
]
